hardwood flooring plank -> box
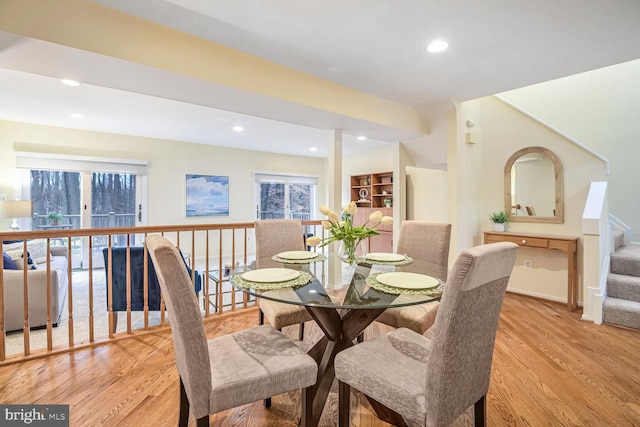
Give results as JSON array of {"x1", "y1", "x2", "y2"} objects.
[{"x1": 1, "y1": 295, "x2": 639, "y2": 426}]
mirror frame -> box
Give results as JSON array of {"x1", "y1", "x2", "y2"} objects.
[{"x1": 504, "y1": 146, "x2": 564, "y2": 224}]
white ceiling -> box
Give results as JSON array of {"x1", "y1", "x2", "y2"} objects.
[{"x1": 2, "y1": 0, "x2": 640, "y2": 158}]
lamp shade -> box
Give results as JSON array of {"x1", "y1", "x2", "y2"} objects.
[
  {"x1": 0, "y1": 200, "x2": 33, "y2": 230},
  {"x1": 0, "y1": 200, "x2": 33, "y2": 219}
]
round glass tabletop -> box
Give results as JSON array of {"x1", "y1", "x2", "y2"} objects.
[{"x1": 231, "y1": 252, "x2": 443, "y2": 309}]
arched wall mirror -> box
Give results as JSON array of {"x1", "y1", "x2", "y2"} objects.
[{"x1": 504, "y1": 146, "x2": 564, "y2": 224}]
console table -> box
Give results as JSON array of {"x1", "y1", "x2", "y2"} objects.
[{"x1": 483, "y1": 231, "x2": 579, "y2": 311}]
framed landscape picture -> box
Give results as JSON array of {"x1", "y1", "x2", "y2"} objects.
[{"x1": 186, "y1": 174, "x2": 229, "y2": 217}]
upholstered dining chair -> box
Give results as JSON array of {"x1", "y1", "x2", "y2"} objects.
[
  {"x1": 373, "y1": 221, "x2": 452, "y2": 336},
  {"x1": 335, "y1": 242, "x2": 518, "y2": 427},
  {"x1": 146, "y1": 235, "x2": 318, "y2": 427},
  {"x1": 255, "y1": 219, "x2": 313, "y2": 340}
]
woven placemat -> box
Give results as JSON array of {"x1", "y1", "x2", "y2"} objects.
[
  {"x1": 360, "y1": 256, "x2": 414, "y2": 267},
  {"x1": 233, "y1": 270, "x2": 313, "y2": 290},
  {"x1": 366, "y1": 272, "x2": 444, "y2": 296},
  {"x1": 271, "y1": 253, "x2": 327, "y2": 264}
]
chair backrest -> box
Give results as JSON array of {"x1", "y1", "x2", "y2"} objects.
[
  {"x1": 424, "y1": 242, "x2": 518, "y2": 426},
  {"x1": 396, "y1": 221, "x2": 452, "y2": 281},
  {"x1": 145, "y1": 235, "x2": 212, "y2": 417},
  {"x1": 254, "y1": 219, "x2": 305, "y2": 268}
]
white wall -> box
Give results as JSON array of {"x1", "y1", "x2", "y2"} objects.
[
  {"x1": 499, "y1": 58, "x2": 640, "y2": 240},
  {"x1": 459, "y1": 96, "x2": 608, "y2": 303},
  {"x1": 406, "y1": 166, "x2": 447, "y2": 222},
  {"x1": 0, "y1": 120, "x2": 325, "y2": 229}
]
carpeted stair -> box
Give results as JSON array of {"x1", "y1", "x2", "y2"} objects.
[{"x1": 603, "y1": 230, "x2": 640, "y2": 329}]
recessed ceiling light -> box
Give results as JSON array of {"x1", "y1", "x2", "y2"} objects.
[
  {"x1": 233, "y1": 126, "x2": 244, "y2": 132},
  {"x1": 61, "y1": 79, "x2": 80, "y2": 87},
  {"x1": 357, "y1": 136, "x2": 367, "y2": 141},
  {"x1": 427, "y1": 40, "x2": 448, "y2": 53},
  {"x1": 309, "y1": 147, "x2": 318, "y2": 152},
  {"x1": 70, "y1": 113, "x2": 84, "y2": 119}
]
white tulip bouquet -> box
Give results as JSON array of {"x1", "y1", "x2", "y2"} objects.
[{"x1": 306, "y1": 201, "x2": 393, "y2": 265}]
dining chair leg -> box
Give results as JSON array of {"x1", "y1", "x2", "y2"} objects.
[
  {"x1": 474, "y1": 395, "x2": 486, "y2": 427},
  {"x1": 356, "y1": 332, "x2": 363, "y2": 343},
  {"x1": 300, "y1": 386, "x2": 313, "y2": 427},
  {"x1": 259, "y1": 308, "x2": 264, "y2": 325},
  {"x1": 179, "y1": 377, "x2": 190, "y2": 427},
  {"x1": 263, "y1": 397, "x2": 272, "y2": 408},
  {"x1": 338, "y1": 381, "x2": 351, "y2": 427},
  {"x1": 196, "y1": 416, "x2": 209, "y2": 427},
  {"x1": 298, "y1": 322, "x2": 305, "y2": 340}
]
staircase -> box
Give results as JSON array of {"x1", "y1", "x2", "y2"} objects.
[{"x1": 603, "y1": 231, "x2": 640, "y2": 329}]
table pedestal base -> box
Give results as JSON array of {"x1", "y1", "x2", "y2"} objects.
[{"x1": 302, "y1": 305, "x2": 391, "y2": 427}]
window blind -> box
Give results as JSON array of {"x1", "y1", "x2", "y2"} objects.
[
  {"x1": 253, "y1": 172, "x2": 318, "y2": 185},
  {"x1": 14, "y1": 151, "x2": 148, "y2": 175}
]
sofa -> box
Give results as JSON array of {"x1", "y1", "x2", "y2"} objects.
[{"x1": 2, "y1": 242, "x2": 68, "y2": 332}]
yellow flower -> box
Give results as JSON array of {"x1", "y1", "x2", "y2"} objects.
[
  {"x1": 381, "y1": 216, "x2": 394, "y2": 225},
  {"x1": 338, "y1": 221, "x2": 345, "y2": 227},
  {"x1": 344, "y1": 201, "x2": 357, "y2": 217},
  {"x1": 321, "y1": 220, "x2": 333, "y2": 229},
  {"x1": 368, "y1": 211, "x2": 384, "y2": 223},
  {"x1": 328, "y1": 211, "x2": 340, "y2": 223},
  {"x1": 306, "y1": 235, "x2": 321, "y2": 246},
  {"x1": 319, "y1": 205, "x2": 332, "y2": 215}
]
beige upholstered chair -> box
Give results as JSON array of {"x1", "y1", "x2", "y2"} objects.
[
  {"x1": 374, "y1": 221, "x2": 452, "y2": 335},
  {"x1": 255, "y1": 219, "x2": 313, "y2": 340},
  {"x1": 335, "y1": 242, "x2": 518, "y2": 427},
  {"x1": 146, "y1": 235, "x2": 318, "y2": 427}
]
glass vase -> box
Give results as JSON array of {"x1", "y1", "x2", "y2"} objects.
[{"x1": 338, "y1": 238, "x2": 368, "y2": 268}]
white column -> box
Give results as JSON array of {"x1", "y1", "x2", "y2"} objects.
[
  {"x1": 328, "y1": 130, "x2": 343, "y2": 211},
  {"x1": 328, "y1": 130, "x2": 342, "y2": 255}
]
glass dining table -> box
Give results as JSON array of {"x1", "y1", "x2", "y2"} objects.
[{"x1": 231, "y1": 252, "x2": 443, "y2": 427}]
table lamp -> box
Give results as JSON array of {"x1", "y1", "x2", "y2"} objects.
[{"x1": 0, "y1": 200, "x2": 34, "y2": 230}]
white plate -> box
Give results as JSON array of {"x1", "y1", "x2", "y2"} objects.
[
  {"x1": 277, "y1": 251, "x2": 318, "y2": 260},
  {"x1": 242, "y1": 268, "x2": 300, "y2": 283},
  {"x1": 376, "y1": 272, "x2": 439, "y2": 290},
  {"x1": 366, "y1": 252, "x2": 405, "y2": 262}
]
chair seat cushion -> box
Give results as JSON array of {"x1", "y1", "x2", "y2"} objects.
[
  {"x1": 335, "y1": 327, "x2": 431, "y2": 426},
  {"x1": 375, "y1": 301, "x2": 439, "y2": 334},
  {"x1": 259, "y1": 294, "x2": 313, "y2": 329},
  {"x1": 208, "y1": 324, "x2": 317, "y2": 413}
]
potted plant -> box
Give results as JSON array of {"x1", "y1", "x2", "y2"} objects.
[
  {"x1": 489, "y1": 210, "x2": 509, "y2": 232},
  {"x1": 47, "y1": 211, "x2": 64, "y2": 226}
]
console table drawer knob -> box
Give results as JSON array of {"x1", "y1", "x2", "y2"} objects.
[{"x1": 522, "y1": 239, "x2": 527, "y2": 244}]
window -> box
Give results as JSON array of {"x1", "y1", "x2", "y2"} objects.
[
  {"x1": 254, "y1": 172, "x2": 317, "y2": 220},
  {"x1": 14, "y1": 152, "x2": 148, "y2": 268}
]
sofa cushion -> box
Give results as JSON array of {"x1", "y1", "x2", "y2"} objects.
[
  {"x1": 5, "y1": 249, "x2": 38, "y2": 270},
  {"x1": 3, "y1": 252, "x2": 18, "y2": 270},
  {"x1": 3, "y1": 239, "x2": 50, "y2": 263}
]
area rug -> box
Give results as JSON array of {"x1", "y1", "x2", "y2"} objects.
[{"x1": 5, "y1": 268, "x2": 162, "y2": 356}]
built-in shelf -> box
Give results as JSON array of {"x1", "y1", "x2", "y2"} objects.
[
  {"x1": 351, "y1": 172, "x2": 394, "y2": 252},
  {"x1": 350, "y1": 171, "x2": 393, "y2": 208}
]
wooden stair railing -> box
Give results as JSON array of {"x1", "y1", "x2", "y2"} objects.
[{"x1": 0, "y1": 221, "x2": 323, "y2": 365}]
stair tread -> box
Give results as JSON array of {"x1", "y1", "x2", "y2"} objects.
[
  {"x1": 608, "y1": 273, "x2": 640, "y2": 284},
  {"x1": 610, "y1": 244, "x2": 640, "y2": 277},
  {"x1": 612, "y1": 243, "x2": 640, "y2": 258},
  {"x1": 603, "y1": 297, "x2": 640, "y2": 329},
  {"x1": 604, "y1": 297, "x2": 640, "y2": 309}
]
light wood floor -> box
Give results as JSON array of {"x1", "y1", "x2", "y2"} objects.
[{"x1": 1, "y1": 293, "x2": 639, "y2": 426}]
